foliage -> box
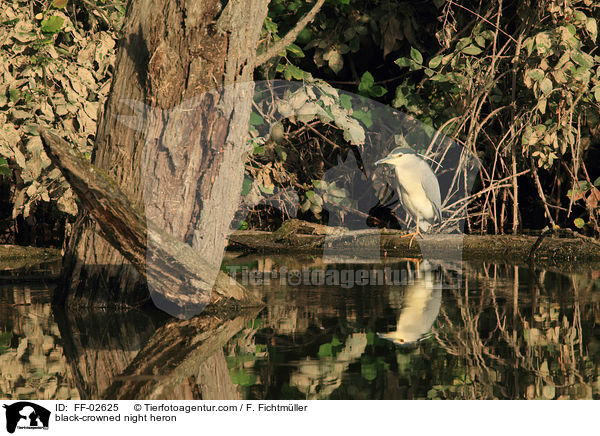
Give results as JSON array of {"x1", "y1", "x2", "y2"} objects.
[
  {"x1": 256, "y1": 0, "x2": 600, "y2": 236},
  {"x1": 1, "y1": 0, "x2": 599, "y2": 239},
  {"x1": 0, "y1": 0, "x2": 123, "y2": 225}
]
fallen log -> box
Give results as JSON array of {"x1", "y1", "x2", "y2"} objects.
[
  {"x1": 39, "y1": 128, "x2": 261, "y2": 319},
  {"x1": 228, "y1": 219, "x2": 600, "y2": 268}
]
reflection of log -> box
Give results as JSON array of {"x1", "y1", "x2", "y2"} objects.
[
  {"x1": 39, "y1": 129, "x2": 260, "y2": 318},
  {"x1": 103, "y1": 308, "x2": 260, "y2": 399}
]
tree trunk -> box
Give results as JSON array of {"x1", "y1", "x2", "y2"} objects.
[{"x1": 57, "y1": 0, "x2": 270, "y2": 315}]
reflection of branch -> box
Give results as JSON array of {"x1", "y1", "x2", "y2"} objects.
[
  {"x1": 255, "y1": 0, "x2": 326, "y2": 66},
  {"x1": 103, "y1": 309, "x2": 261, "y2": 399}
]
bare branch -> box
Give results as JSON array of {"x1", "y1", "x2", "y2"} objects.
[{"x1": 255, "y1": 0, "x2": 326, "y2": 66}]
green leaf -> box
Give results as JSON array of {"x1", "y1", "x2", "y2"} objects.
[
  {"x1": 249, "y1": 111, "x2": 264, "y2": 126},
  {"x1": 353, "y1": 109, "x2": 373, "y2": 128},
  {"x1": 570, "y1": 50, "x2": 594, "y2": 69},
  {"x1": 9, "y1": 89, "x2": 20, "y2": 103},
  {"x1": 535, "y1": 32, "x2": 552, "y2": 54},
  {"x1": 394, "y1": 57, "x2": 411, "y2": 68},
  {"x1": 428, "y1": 55, "x2": 443, "y2": 69},
  {"x1": 410, "y1": 47, "x2": 423, "y2": 64},
  {"x1": 274, "y1": 145, "x2": 287, "y2": 161},
  {"x1": 285, "y1": 64, "x2": 305, "y2": 80},
  {"x1": 358, "y1": 71, "x2": 375, "y2": 94},
  {"x1": 229, "y1": 368, "x2": 256, "y2": 386},
  {"x1": 540, "y1": 77, "x2": 553, "y2": 95},
  {"x1": 325, "y1": 49, "x2": 344, "y2": 74},
  {"x1": 318, "y1": 343, "x2": 333, "y2": 358},
  {"x1": 369, "y1": 85, "x2": 387, "y2": 98},
  {"x1": 366, "y1": 331, "x2": 376, "y2": 345},
  {"x1": 52, "y1": 0, "x2": 68, "y2": 8},
  {"x1": 361, "y1": 359, "x2": 377, "y2": 381},
  {"x1": 573, "y1": 10, "x2": 587, "y2": 22},
  {"x1": 241, "y1": 177, "x2": 252, "y2": 196},
  {"x1": 586, "y1": 18, "x2": 598, "y2": 41},
  {"x1": 339, "y1": 94, "x2": 353, "y2": 111},
  {"x1": 462, "y1": 45, "x2": 482, "y2": 55},
  {"x1": 526, "y1": 69, "x2": 545, "y2": 82},
  {"x1": 593, "y1": 86, "x2": 600, "y2": 103},
  {"x1": 286, "y1": 43, "x2": 305, "y2": 58},
  {"x1": 258, "y1": 183, "x2": 273, "y2": 194},
  {"x1": 574, "y1": 218, "x2": 585, "y2": 229},
  {"x1": 456, "y1": 37, "x2": 472, "y2": 51},
  {"x1": 0, "y1": 158, "x2": 9, "y2": 176},
  {"x1": 40, "y1": 16, "x2": 64, "y2": 33},
  {"x1": 593, "y1": 177, "x2": 600, "y2": 187},
  {"x1": 297, "y1": 28, "x2": 311, "y2": 44}
]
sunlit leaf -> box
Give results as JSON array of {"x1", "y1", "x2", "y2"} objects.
[
  {"x1": 586, "y1": 18, "x2": 598, "y2": 41},
  {"x1": 410, "y1": 47, "x2": 423, "y2": 64},
  {"x1": 52, "y1": 0, "x2": 68, "y2": 8},
  {"x1": 462, "y1": 44, "x2": 482, "y2": 55},
  {"x1": 540, "y1": 77, "x2": 553, "y2": 95},
  {"x1": 40, "y1": 16, "x2": 64, "y2": 33},
  {"x1": 526, "y1": 69, "x2": 545, "y2": 82},
  {"x1": 428, "y1": 55, "x2": 442, "y2": 69},
  {"x1": 286, "y1": 43, "x2": 305, "y2": 58}
]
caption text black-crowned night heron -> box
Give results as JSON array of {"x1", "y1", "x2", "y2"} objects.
[{"x1": 375, "y1": 147, "x2": 442, "y2": 244}]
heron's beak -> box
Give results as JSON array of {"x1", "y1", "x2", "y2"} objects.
[{"x1": 375, "y1": 156, "x2": 393, "y2": 166}]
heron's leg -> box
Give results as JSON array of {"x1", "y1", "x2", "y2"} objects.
[{"x1": 399, "y1": 216, "x2": 424, "y2": 247}]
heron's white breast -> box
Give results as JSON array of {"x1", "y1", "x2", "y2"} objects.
[{"x1": 393, "y1": 160, "x2": 436, "y2": 225}]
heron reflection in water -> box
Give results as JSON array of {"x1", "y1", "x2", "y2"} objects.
[{"x1": 378, "y1": 261, "x2": 442, "y2": 346}]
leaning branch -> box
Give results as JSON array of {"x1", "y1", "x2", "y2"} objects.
[
  {"x1": 255, "y1": 0, "x2": 325, "y2": 66},
  {"x1": 39, "y1": 128, "x2": 260, "y2": 319}
]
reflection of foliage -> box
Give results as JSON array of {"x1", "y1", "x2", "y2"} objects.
[
  {"x1": 0, "y1": 332, "x2": 12, "y2": 354},
  {"x1": 431, "y1": 265, "x2": 600, "y2": 399},
  {"x1": 0, "y1": 285, "x2": 79, "y2": 399},
  {"x1": 222, "y1": 256, "x2": 600, "y2": 399}
]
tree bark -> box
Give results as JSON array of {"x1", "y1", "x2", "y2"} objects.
[{"x1": 58, "y1": 0, "x2": 270, "y2": 315}]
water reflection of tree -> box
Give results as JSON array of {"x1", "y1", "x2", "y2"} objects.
[{"x1": 430, "y1": 264, "x2": 600, "y2": 399}]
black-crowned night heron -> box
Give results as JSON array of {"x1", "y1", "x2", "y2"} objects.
[{"x1": 375, "y1": 147, "x2": 442, "y2": 244}]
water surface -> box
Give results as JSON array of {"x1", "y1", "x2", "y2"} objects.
[{"x1": 1, "y1": 255, "x2": 599, "y2": 400}]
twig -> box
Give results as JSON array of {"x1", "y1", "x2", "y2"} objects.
[
  {"x1": 447, "y1": 0, "x2": 518, "y2": 44},
  {"x1": 510, "y1": 32, "x2": 523, "y2": 234},
  {"x1": 255, "y1": 0, "x2": 326, "y2": 66},
  {"x1": 529, "y1": 156, "x2": 557, "y2": 229}
]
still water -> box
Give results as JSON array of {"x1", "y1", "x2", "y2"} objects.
[{"x1": 1, "y1": 255, "x2": 599, "y2": 400}]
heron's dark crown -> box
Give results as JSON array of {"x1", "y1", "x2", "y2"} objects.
[{"x1": 389, "y1": 147, "x2": 417, "y2": 157}]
